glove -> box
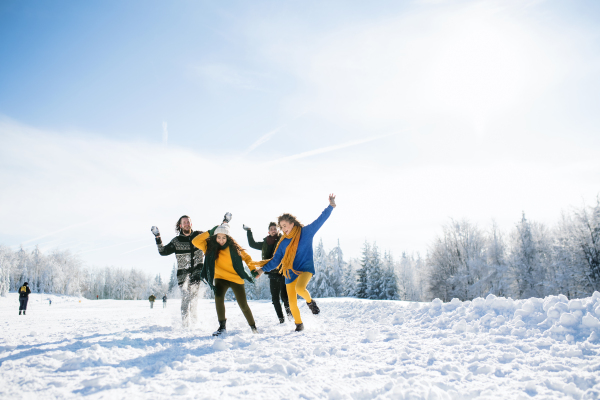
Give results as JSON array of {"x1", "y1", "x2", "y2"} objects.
[
  {"x1": 243, "y1": 224, "x2": 251, "y2": 231},
  {"x1": 223, "y1": 212, "x2": 232, "y2": 223},
  {"x1": 151, "y1": 226, "x2": 160, "y2": 237}
]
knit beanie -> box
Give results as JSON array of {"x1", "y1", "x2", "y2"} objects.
[{"x1": 214, "y1": 223, "x2": 230, "y2": 236}]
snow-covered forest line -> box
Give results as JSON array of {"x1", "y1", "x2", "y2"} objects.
[{"x1": 1, "y1": 197, "x2": 598, "y2": 302}]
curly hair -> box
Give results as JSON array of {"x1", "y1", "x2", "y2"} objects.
[
  {"x1": 175, "y1": 215, "x2": 191, "y2": 234},
  {"x1": 205, "y1": 234, "x2": 245, "y2": 261},
  {"x1": 277, "y1": 213, "x2": 304, "y2": 228},
  {"x1": 268, "y1": 222, "x2": 277, "y2": 229}
]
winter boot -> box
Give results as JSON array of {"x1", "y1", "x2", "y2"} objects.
[
  {"x1": 19, "y1": 311, "x2": 21, "y2": 315},
  {"x1": 295, "y1": 323, "x2": 304, "y2": 332},
  {"x1": 279, "y1": 317, "x2": 285, "y2": 324},
  {"x1": 250, "y1": 325, "x2": 258, "y2": 334},
  {"x1": 307, "y1": 300, "x2": 320, "y2": 315},
  {"x1": 23, "y1": 311, "x2": 26, "y2": 315},
  {"x1": 212, "y1": 320, "x2": 227, "y2": 336}
]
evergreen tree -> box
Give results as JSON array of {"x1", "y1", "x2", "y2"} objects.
[
  {"x1": 367, "y1": 243, "x2": 383, "y2": 299},
  {"x1": 355, "y1": 241, "x2": 371, "y2": 298},
  {"x1": 381, "y1": 251, "x2": 399, "y2": 300},
  {"x1": 328, "y1": 240, "x2": 345, "y2": 296},
  {"x1": 168, "y1": 263, "x2": 178, "y2": 293}
]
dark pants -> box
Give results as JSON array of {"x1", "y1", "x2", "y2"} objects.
[
  {"x1": 150, "y1": 302, "x2": 154, "y2": 309},
  {"x1": 214, "y1": 279, "x2": 255, "y2": 326},
  {"x1": 19, "y1": 298, "x2": 28, "y2": 311},
  {"x1": 269, "y1": 274, "x2": 290, "y2": 319}
]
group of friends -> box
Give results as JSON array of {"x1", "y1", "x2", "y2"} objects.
[{"x1": 152, "y1": 194, "x2": 336, "y2": 335}]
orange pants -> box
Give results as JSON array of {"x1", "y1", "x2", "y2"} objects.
[{"x1": 286, "y1": 272, "x2": 313, "y2": 324}]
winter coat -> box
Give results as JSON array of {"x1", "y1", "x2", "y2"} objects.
[
  {"x1": 247, "y1": 231, "x2": 281, "y2": 279},
  {"x1": 162, "y1": 295, "x2": 167, "y2": 302},
  {"x1": 149, "y1": 295, "x2": 156, "y2": 302},
  {"x1": 261, "y1": 205, "x2": 333, "y2": 284},
  {"x1": 19, "y1": 285, "x2": 31, "y2": 298},
  {"x1": 156, "y1": 231, "x2": 204, "y2": 285},
  {"x1": 192, "y1": 230, "x2": 256, "y2": 285}
]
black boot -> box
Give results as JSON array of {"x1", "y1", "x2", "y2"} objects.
[
  {"x1": 212, "y1": 320, "x2": 227, "y2": 336},
  {"x1": 19, "y1": 311, "x2": 21, "y2": 315},
  {"x1": 279, "y1": 317, "x2": 285, "y2": 324},
  {"x1": 307, "y1": 300, "x2": 320, "y2": 315},
  {"x1": 295, "y1": 323, "x2": 304, "y2": 332},
  {"x1": 23, "y1": 310, "x2": 26, "y2": 315},
  {"x1": 285, "y1": 306, "x2": 293, "y2": 320},
  {"x1": 250, "y1": 325, "x2": 258, "y2": 334}
]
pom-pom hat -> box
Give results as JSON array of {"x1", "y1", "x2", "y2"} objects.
[{"x1": 214, "y1": 223, "x2": 230, "y2": 236}]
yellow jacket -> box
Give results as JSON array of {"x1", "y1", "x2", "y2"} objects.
[{"x1": 192, "y1": 231, "x2": 255, "y2": 285}]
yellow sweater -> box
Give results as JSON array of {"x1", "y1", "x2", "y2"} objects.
[{"x1": 192, "y1": 231, "x2": 255, "y2": 285}]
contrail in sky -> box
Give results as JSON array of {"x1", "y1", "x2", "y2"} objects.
[
  {"x1": 242, "y1": 110, "x2": 309, "y2": 155},
  {"x1": 120, "y1": 244, "x2": 153, "y2": 255},
  {"x1": 76, "y1": 238, "x2": 148, "y2": 255},
  {"x1": 263, "y1": 132, "x2": 396, "y2": 167},
  {"x1": 20, "y1": 217, "x2": 101, "y2": 245}
]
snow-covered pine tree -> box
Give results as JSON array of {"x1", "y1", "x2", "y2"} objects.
[
  {"x1": 309, "y1": 238, "x2": 332, "y2": 297},
  {"x1": 355, "y1": 241, "x2": 371, "y2": 298},
  {"x1": 367, "y1": 242, "x2": 383, "y2": 300},
  {"x1": 381, "y1": 251, "x2": 399, "y2": 300},
  {"x1": 509, "y1": 213, "x2": 545, "y2": 298},
  {"x1": 0, "y1": 245, "x2": 11, "y2": 297},
  {"x1": 328, "y1": 240, "x2": 345, "y2": 296},
  {"x1": 168, "y1": 263, "x2": 178, "y2": 293}
]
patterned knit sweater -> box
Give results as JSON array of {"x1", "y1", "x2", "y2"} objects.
[{"x1": 156, "y1": 231, "x2": 204, "y2": 285}]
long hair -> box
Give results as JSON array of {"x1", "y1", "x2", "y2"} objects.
[
  {"x1": 205, "y1": 234, "x2": 245, "y2": 261},
  {"x1": 277, "y1": 213, "x2": 304, "y2": 229},
  {"x1": 175, "y1": 215, "x2": 191, "y2": 234}
]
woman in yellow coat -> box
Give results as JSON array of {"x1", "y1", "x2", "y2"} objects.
[{"x1": 192, "y1": 219, "x2": 259, "y2": 336}]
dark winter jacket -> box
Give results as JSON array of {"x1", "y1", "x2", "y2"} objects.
[
  {"x1": 247, "y1": 231, "x2": 282, "y2": 279},
  {"x1": 149, "y1": 295, "x2": 156, "y2": 302},
  {"x1": 19, "y1": 285, "x2": 31, "y2": 298},
  {"x1": 162, "y1": 295, "x2": 167, "y2": 302},
  {"x1": 156, "y1": 231, "x2": 204, "y2": 285}
]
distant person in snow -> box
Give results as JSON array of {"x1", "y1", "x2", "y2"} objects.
[
  {"x1": 191, "y1": 213, "x2": 261, "y2": 336},
  {"x1": 49, "y1": 299, "x2": 52, "y2": 306},
  {"x1": 244, "y1": 222, "x2": 291, "y2": 323},
  {"x1": 152, "y1": 215, "x2": 204, "y2": 327},
  {"x1": 253, "y1": 194, "x2": 336, "y2": 332},
  {"x1": 149, "y1": 294, "x2": 156, "y2": 308},
  {"x1": 18, "y1": 282, "x2": 31, "y2": 315},
  {"x1": 162, "y1": 294, "x2": 167, "y2": 308}
]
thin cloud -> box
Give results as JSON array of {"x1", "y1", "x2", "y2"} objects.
[
  {"x1": 162, "y1": 121, "x2": 168, "y2": 145},
  {"x1": 263, "y1": 132, "x2": 396, "y2": 166},
  {"x1": 75, "y1": 238, "x2": 148, "y2": 255},
  {"x1": 20, "y1": 217, "x2": 101, "y2": 245}
]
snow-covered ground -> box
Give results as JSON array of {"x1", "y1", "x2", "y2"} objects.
[{"x1": 1, "y1": 292, "x2": 600, "y2": 400}]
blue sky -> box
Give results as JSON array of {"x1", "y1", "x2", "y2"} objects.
[{"x1": 1, "y1": 0, "x2": 599, "y2": 276}]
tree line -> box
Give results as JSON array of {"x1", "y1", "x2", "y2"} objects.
[{"x1": 1, "y1": 197, "x2": 598, "y2": 301}]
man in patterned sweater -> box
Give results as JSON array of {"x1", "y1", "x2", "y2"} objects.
[{"x1": 151, "y1": 215, "x2": 204, "y2": 326}]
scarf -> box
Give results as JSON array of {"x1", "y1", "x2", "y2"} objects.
[
  {"x1": 255, "y1": 225, "x2": 302, "y2": 279},
  {"x1": 201, "y1": 239, "x2": 254, "y2": 292}
]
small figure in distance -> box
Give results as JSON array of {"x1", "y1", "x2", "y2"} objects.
[{"x1": 18, "y1": 282, "x2": 31, "y2": 315}]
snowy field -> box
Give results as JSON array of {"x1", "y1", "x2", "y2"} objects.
[{"x1": 1, "y1": 292, "x2": 600, "y2": 400}]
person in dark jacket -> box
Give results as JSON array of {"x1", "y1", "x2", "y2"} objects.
[
  {"x1": 244, "y1": 222, "x2": 292, "y2": 323},
  {"x1": 18, "y1": 282, "x2": 31, "y2": 315},
  {"x1": 149, "y1": 294, "x2": 156, "y2": 308},
  {"x1": 162, "y1": 294, "x2": 167, "y2": 308},
  {"x1": 151, "y1": 215, "x2": 204, "y2": 326}
]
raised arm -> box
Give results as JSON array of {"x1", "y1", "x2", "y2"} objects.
[
  {"x1": 246, "y1": 230, "x2": 263, "y2": 251},
  {"x1": 303, "y1": 194, "x2": 336, "y2": 236}
]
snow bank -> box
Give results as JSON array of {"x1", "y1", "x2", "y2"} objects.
[{"x1": 1, "y1": 293, "x2": 599, "y2": 399}]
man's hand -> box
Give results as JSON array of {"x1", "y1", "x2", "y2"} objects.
[
  {"x1": 243, "y1": 224, "x2": 251, "y2": 231},
  {"x1": 151, "y1": 226, "x2": 160, "y2": 237},
  {"x1": 255, "y1": 268, "x2": 264, "y2": 278},
  {"x1": 223, "y1": 212, "x2": 232, "y2": 223},
  {"x1": 329, "y1": 193, "x2": 336, "y2": 208}
]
